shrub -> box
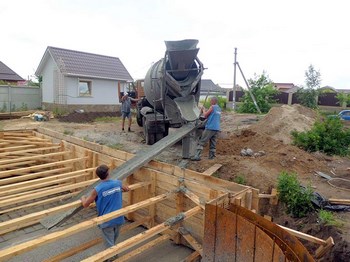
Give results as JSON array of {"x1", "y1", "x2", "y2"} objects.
[
  {"x1": 201, "y1": 96, "x2": 227, "y2": 110},
  {"x1": 277, "y1": 172, "x2": 313, "y2": 217},
  {"x1": 236, "y1": 73, "x2": 278, "y2": 114},
  {"x1": 318, "y1": 210, "x2": 343, "y2": 227},
  {"x1": 291, "y1": 117, "x2": 350, "y2": 156}
]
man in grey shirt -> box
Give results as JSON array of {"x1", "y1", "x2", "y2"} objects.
[{"x1": 121, "y1": 93, "x2": 139, "y2": 132}]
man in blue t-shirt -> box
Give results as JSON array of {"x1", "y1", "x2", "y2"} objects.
[
  {"x1": 191, "y1": 96, "x2": 221, "y2": 161},
  {"x1": 81, "y1": 164, "x2": 129, "y2": 249}
]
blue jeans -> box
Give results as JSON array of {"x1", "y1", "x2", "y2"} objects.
[{"x1": 101, "y1": 224, "x2": 122, "y2": 248}]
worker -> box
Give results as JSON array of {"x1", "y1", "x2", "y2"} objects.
[
  {"x1": 121, "y1": 93, "x2": 139, "y2": 132},
  {"x1": 81, "y1": 164, "x2": 129, "y2": 251},
  {"x1": 191, "y1": 96, "x2": 221, "y2": 161}
]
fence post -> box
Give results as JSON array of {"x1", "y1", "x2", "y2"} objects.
[{"x1": 288, "y1": 92, "x2": 293, "y2": 105}]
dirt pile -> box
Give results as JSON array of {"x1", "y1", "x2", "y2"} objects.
[
  {"x1": 57, "y1": 112, "x2": 120, "y2": 123},
  {"x1": 188, "y1": 129, "x2": 330, "y2": 192},
  {"x1": 251, "y1": 104, "x2": 318, "y2": 144}
]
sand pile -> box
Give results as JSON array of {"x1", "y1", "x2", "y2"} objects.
[{"x1": 251, "y1": 104, "x2": 318, "y2": 144}]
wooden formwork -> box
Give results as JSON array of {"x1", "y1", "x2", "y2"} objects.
[{"x1": 0, "y1": 128, "x2": 259, "y2": 261}]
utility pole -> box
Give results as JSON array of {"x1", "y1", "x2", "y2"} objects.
[
  {"x1": 233, "y1": 48, "x2": 261, "y2": 114},
  {"x1": 232, "y1": 48, "x2": 237, "y2": 109}
]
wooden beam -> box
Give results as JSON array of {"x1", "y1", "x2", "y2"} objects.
[
  {"x1": 180, "y1": 187, "x2": 205, "y2": 209},
  {"x1": 0, "y1": 151, "x2": 71, "y2": 166},
  {"x1": 0, "y1": 145, "x2": 61, "y2": 158},
  {"x1": 278, "y1": 224, "x2": 327, "y2": 245},
  {"x1": 182, "y1": 251, "x2": 201, "y2": 262},
  {"x1": 0, "y1": 179, "x2": 97, "y2": 207},
  {"x1": 0, "y1": 191, "x2": 175, "y2": 261},
  {"x1": 202, "y1": 164, "x2": 222, "y2": 176},
  {"x1": 178, "y1": 227, "x2": 203, "y2": 256},
  {"x1": 0, "y1": 166, "x2": 72, "y2": 186},
  {"x1": 0, "y1": 173, "x2": 90, "y2": 197},
  {"x1": 328, "y1": 198, "x2": 350, "y2": 205},
  {"x1": 0, "y1": 192, "x2": 79, "y2": 215},
  {"x1": 117, "y1": 234, "x2": 171, "y2": 262},
  {"x1": 0, "y1": 144, "x2": 35, "y2": 152},
  {"x1": 0, "y1": 168, "x2": 95, "y2": 191},
  {"x1": 315, "y1": 237, "x2": 335, "y2": 258},
  {"x1": 0, "y1": 160, "x2": 37, "y2": 169},
  {"x1": 43, "y1": 218, "x2": 150, "y2": 262},
  {"x1": 81, "y1": 206, "x2": 202, "y2": 262},
  {"x1": 0, "y1": 157, "x2": 88, "y2": 178}
]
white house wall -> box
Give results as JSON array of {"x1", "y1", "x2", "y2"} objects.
[
  {"x1": 41, "y1": 57, "x2": 57, "y2": 103},
  {"x1": 66, "y1": 77, "x2": 120, "y2": 105}
]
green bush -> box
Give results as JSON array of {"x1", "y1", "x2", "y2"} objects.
[
  {"x1": 201, "y1": 96, "x2": 227, "y2": 110},
  {"x1": 236, "y1": 73, "x2": 278, "y2": 114},
  {"x1": 291, "y1": 117, "x2": 350, "y2": 156},
  {"x1": 277, "y1": 172, "x2": 313, "y2": 218},
  {"x1": 318, "y1": 210, "x2": 343, "y2": 227}
]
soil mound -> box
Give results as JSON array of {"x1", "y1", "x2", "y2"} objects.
[
  {"x1": 58, "y1": 112, "x2": 120, "y2": 123},
  {"x1": 251, "y1": 104, "x2": 318, "y2": 144},
  {"x1": 188, "y1": 129, "x2": 330, "y2": 192}
]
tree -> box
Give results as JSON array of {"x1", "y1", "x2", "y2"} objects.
[
  {"x1": 305, "y1": 64, "x2": 321, "y2": 89},
  {"x1": 296, "y1": 65, "x2": 321, "y2": 109},
  {"x1": 237, "y1": 72, "x2": 278, "y2": 113}
]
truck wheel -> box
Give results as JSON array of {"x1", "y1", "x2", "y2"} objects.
[
  {"x1": 143, "y1": 117, "x2": 154, "y2": 145},
  {"x1": 136, "y1": 109, "x2": 143, "y2": 127}
]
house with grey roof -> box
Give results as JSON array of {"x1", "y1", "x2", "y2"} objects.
[
  {"x1": 200, "y1": 79, "x2": 227, "y2": 97},
  {"x1": 0, "y1": 61, "x2": 25, "y2": 84},
  {"x1": 35, "y1": 46, "x2": 133, "y2": 112}
]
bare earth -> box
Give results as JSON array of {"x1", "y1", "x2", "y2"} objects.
[{"x1": 1, "y1": 104, "x2": 350, "y2": 261}]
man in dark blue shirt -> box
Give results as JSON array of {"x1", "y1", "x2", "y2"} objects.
[{"x1": 81, "y1": 165, "x2": 129, "y2": 248}]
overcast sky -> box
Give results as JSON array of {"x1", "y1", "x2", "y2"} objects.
[{"x1": 1, "y1": 0, "x2": 349, "y2": 89}]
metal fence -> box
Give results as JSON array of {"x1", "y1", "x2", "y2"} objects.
[{"x1": 0, "y1": 85, "x2": 42, "y2": 113}]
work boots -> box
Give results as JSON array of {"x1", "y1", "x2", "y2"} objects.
[
  {"x1": 191, "y1": 149, "x2": 202, "y2": 161},
  {"x1": 209, "y1": 151, "x2": 216, "y2": 160}
]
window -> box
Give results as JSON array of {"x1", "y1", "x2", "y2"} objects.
[{"x1": 79, "y1": 80, "x2": 92, "y2": 96}]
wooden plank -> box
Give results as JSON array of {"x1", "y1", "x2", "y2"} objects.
[
  {"x1": 315, "y1": 237, "x2": 334, "y2": 258},
  {"x1": 0, "y1": 144, "x2": 35, "y2": 152},
  {"x1": 44, "y1": 238, "x2": 102, "y2": 262},
  {"x1": 0, "y1": 168, "x2": 94, "y2": 191},
  {"x1": 0, "y1": 157, "x2": 88, "y2": 178},
  {"x1": 117, "y1": 234, "x2": 171, "y2": 262},
  {"x1": 81, "y1": 206, "x2": 202, "y2": 262},
  {"x1": 178, "y1": 227, "x2": 203, "y2": 256},
  {"x1": 0, "y1": 145, "x2": 61, "y2": 158},
  {"x1": 0, "y1": 192, "x2": 174, "y2": 261},
  {"x1": 0, "y1": 167, "x2": 72, "y2": 186},
  {"x1": 328, "y1": 198, "x2": 350, "y2": 205},
  {"x1": 0, "y1": 151, "x2": 71, "y2": 166},
  {"x1": 182, "y1": 251, "x2": 201, "y2": 262},
  {"x1": 202, "y1": 204, "x2": 217, "y2": 261},
  {"x1": 43, "y1": 218, "x2": 150, "y2": 262},
  {"x1": 0, "y1": 192, "x2": 78, "y2": 215},
  {"x1": 181, "y1": 187, "x2": 205, "y2": 209},
  {"x1": 277, "y1": 224, "x2": 326, "y2": 245},
  {"x1": 0, "y1": 173, "x2": 90, "y2": 197},
  {"x1": 0, "y1": 160, "x2": 37, "y2": 169},
  {"x1": 0, "y1": 179, "x2": 97, "y2": 207},
  {"x1": 254, "y1": 227, "x2": 274, "y2": 261},
  {"x1": 202, "y1": 164, "x2": 222, "y2": 176}
]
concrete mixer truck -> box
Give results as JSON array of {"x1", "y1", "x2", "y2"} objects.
[{"x1": 136, "y1": 39, "x2": 204, "y2": 145}]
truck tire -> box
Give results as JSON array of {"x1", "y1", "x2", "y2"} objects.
[
  {"x1": 143, "y1": 117, "x2": 164, "y2": 145},
  {"x1": 136, "y1": 108, "x2": 143, "y2": 127}
]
